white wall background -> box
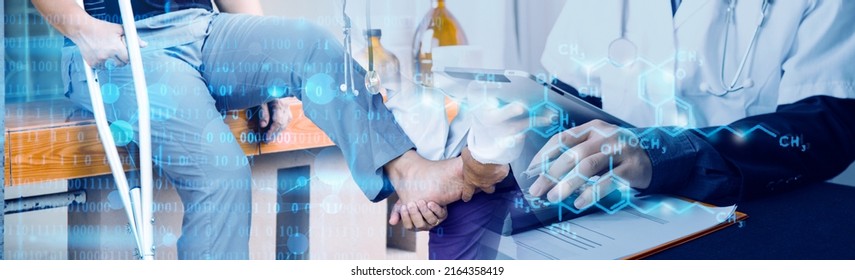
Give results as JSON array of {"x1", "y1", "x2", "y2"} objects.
[{"x1": 259, "y1": 0, "x2": 513, "y2": 77}]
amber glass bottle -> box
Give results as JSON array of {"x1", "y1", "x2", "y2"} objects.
[{"x1": 412, "y1": 0, "x2": 468, "y2": 87}]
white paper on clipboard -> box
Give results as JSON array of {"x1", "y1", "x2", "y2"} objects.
[{"x1": 496, "y1": 194, "x2": 738, "y2": 260}]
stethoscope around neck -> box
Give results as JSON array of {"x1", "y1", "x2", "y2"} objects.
[{"x1": 607, "y1": 0, "x2": 771, "y2": 97}]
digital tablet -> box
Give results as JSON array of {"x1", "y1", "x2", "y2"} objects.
[
  {"x1": 436, "y1": 66, "x2": 633, "y2": 128},
  {"x1": 435, "y1": 67, "x2": 635, "y2": 234}
]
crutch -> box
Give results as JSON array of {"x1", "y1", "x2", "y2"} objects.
[{"x1": 77, "y1": 0, "x2": 155, "y2": 260}]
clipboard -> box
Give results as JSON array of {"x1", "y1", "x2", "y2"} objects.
[
  {"x1": 500, "y1": 195, "x2": 749, "y2": 260},
  {"x1": 624, "y1": 205, "x2": 747, "y2": 260}
]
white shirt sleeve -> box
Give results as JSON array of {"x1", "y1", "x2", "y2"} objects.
[
  {"x1": 778, "y1": 0, "x2": 855, "y2": 105},
  {"x1": 383, "y1": 83, "x2": 450, "y2": 161}
]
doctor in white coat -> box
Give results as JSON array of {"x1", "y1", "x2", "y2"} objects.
[{"x1": 529, "y1": 0, "x2": 855, "y2": 209}]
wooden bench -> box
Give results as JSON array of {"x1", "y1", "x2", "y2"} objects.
[{"x1": 4, "y1": 98, "x2": 335, "y2": 186}]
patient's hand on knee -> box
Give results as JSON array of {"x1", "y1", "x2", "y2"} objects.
[{"x1": 258, "y1": 98, "x2": 294, "y2": 143}]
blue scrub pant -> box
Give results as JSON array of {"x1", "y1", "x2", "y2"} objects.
[{"x1": 62, "y1": 9, "x2": 346, "y2": 259}]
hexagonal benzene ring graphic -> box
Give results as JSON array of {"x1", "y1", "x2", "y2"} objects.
[
  {"x1": 557, "y1": 200, "x2": 585, "y2": 219},
  {"x1": 656, "y1": 97, "x2": 696, "y2": 135},
  {"x1": 626, "y1": 185, "x2": 695, "y2": 214},
  {"x1": 463, "y1": 79, "x2": 504, "y2": 111},
  {"x1": 407, "y1": 86, "x2": 448, "y2": 117},
  {"x1": 591, "y1": 173, "x2": 631, "y2": 215},
  {"x1": 552, "y1": 171, "x2": 597, "y2": 217},
  {"x1": 674, "y1": 97, "x2": 696, "y2": 127},
  {"x1": 655, "y1": 107, "x2": 685, "y2": 136},
  {"x1": 535, "y1": 140, "x2": 581, "y2": 185},
  {"x1": 529, "y1": 101, "x2": 566, "y2": 138},
  {"x1": 637, "y1": 68, "x2": 676, "y2": 107}
]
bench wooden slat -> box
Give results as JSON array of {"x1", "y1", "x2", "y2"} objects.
[
  {"x1": 6, "y1": 122, "x2": 139, "y2": 186},
  {"x1": 4, "y1": 99, "x2": 334, "y2": 187},
  {"x1": 260, "y1": 103, "x2": 335, "y2": 154}
]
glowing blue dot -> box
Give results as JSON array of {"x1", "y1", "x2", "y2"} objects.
[
  {"x1": 287, "y1": 233, "x2": 309, "y2": 254},
  {"x1": 101, "y1": 83, "x2": 121, "y2": 104},
  {"x1": 267, "y1": 79, "x2": 289, "y2": 98},
  {"x1": 161, "y1": 232, "x2": 177, "y2": 247},
  {"x1": 104, "y1": 60, "x2": 118, "y2": 71},
  {"x1": 107, "y1": 190, "x2": 123, "y2": 210},
  {"x1": 304, "y1": 73, "x2": 336, "y2": 105},
  {"x1": 279, "y1": 176, "x2": 308, "y2": 194},
  {"x1": 313, "y1": 147, "x2": 348, "y2": 186},
  {"x1": 110, "y1": 120, "x2": 134, "y2": 146},
  {"x1": 296, "y1": 176, "x2": 309, "y2": 187}
]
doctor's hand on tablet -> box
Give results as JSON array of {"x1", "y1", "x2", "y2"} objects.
[{"x1": 526, "y1": 120, "x2": 653, "y2": 209}]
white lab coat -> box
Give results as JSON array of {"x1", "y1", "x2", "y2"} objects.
[{"x1": 541, "y1": 0, "x2": 855, "y2": 128}]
